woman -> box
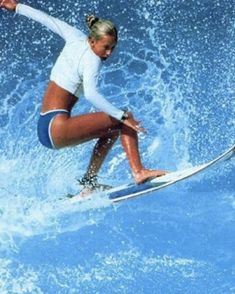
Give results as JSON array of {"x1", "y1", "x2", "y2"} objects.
[{"x1": 0, "y1": 0, "x2": 165, "y2": 193}]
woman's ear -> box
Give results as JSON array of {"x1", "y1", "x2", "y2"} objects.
[{"x1": 89, "y1": 37, "x2": 94, "y2": 45}]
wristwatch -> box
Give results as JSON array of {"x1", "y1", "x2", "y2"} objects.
[{"x1": 120, "y1": 110, "x2": 129, "y2": 122}]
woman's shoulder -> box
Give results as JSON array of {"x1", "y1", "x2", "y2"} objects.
[{"x1": 67, "y1": 28, "x2": 87, "y2": 43}]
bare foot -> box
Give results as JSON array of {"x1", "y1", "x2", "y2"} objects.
[
  {"x1": 79, "y1": 186, "x2": 95, "y2": 197},
  {"x1": 79, "y1": 183, "x2": 112, "y2": 197},
  {"x1": 133, "y1": 169, "x2": 166, "y2": 184}
]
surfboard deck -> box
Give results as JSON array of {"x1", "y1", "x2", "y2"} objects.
[{"x1": 108, "y1": 144, "x2": 235, "y2": 203}]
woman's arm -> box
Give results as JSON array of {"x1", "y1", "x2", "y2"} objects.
[
  {"x1": 83, "y1": 57, "x2": 146, "y2": 132},
  {"x1": 1, "y1": 0, "x2": 84, "y2": 42},
  {"x1": 83, "y1": 57, "x2": 124, "y2": 120}
]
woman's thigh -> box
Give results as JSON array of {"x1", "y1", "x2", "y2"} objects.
[{"x1": 51, "y1": 112, "x2": 121, "y2": 148}]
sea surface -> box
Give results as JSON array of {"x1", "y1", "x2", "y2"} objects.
[{"x1": 0, "y1": 0, "x2": 235, "y2": 293}]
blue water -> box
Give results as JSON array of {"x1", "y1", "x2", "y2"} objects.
[{"x1": 0, "y1": 0, "x2": 235, "y2": 293}]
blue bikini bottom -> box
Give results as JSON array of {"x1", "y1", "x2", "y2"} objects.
[{"x1": 37, "y1": 109, "x2": 69, "y2": 149}]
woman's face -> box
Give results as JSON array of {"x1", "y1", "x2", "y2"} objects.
[{"x1": 89, "y1": 35, "x2": 117, "y2": 60}]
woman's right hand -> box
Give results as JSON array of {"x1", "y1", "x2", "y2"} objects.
[{"x1": 0, "y1": 0, "x2": 17, "y2": 11}]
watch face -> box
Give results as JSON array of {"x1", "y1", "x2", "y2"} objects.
[
  {"x1": 121, "y1": 111, "x2": 129, "y2": 122},
  {"x1": 123, "y1": 113, "x2": 128, "y2": 120}
]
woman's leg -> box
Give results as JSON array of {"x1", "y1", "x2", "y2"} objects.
[
  {"x1": 120, "y1": 114, "x2": 165, "y2": 183},
  {"x1": 51, "y1": 112, "x2": 165, "y2": 184},
  {"x1": 82, "y1": 131, "x2": 119, "y2": 179}
]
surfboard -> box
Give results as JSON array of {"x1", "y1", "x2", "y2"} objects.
[{"x1": 108, "y1": 144, "x2": 235, "y2": 203}]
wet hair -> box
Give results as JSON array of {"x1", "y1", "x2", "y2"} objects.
[{"x1": 85, "y1": 15, "x2": 118, "y2": 41}]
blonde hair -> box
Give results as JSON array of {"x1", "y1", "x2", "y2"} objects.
[{"x1": 85, "y1": 15, "x2": 118, "y2": 41}]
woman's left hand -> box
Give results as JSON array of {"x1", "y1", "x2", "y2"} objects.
[{"x1": 122, "y1": 113, "x2": 146, "y2": 133}]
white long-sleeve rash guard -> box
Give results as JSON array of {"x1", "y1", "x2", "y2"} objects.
[{"x1": 16, "y1": 4, "x2": 124, "y2": 121}]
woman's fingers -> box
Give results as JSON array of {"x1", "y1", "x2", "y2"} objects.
[
  {"x1": 135, "y1": 120, "x2": 147, "y2": 133},
  {"x1": 135, "y1": 123, "x2": 146, "y2": 133},
  {"x1": 124, "y1": 119, "x2": 147, "y2": 133}
]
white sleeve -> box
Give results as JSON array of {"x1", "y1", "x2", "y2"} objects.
[
  {"x1": 83, "y1": 57, "x2": 124, "y2": 121},
  {"x1": 15, "y1": 4, "x2": 84, "y2": 42}
]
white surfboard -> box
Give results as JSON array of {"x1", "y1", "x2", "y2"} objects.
[{"x1": 108, "y1": 144, "x2": 235, "y2": 203}]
